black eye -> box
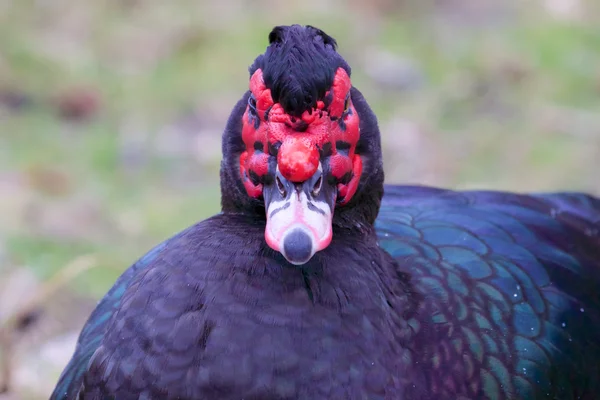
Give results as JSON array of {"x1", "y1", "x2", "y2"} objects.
[
  {"x1": 343, "y1": 92, "x2": 351, "y2": 114},
  {"x1": 276, "y1": 175, "x2": 286, "y2": 197},
  {"x1": 248, "y1": 94, "x2": 257, "y2": 115},
  {"x1": 311, "y1": 175, "x2": 322, "y2": 197}
]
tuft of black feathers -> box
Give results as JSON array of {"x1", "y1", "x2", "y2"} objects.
[{"x1": 249, "y1": 25, "x2": 351, "y2": 117}]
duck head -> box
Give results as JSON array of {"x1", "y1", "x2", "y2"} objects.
[{"x1": 220, "y1": 25, "x2": 384, "y2": 265}]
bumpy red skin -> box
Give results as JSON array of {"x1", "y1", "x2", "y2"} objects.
[{"x1": 239, "y1": 67, "x2": 362, "y2": 205}]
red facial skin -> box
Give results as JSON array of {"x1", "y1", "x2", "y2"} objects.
[{"x1": 239, "y1": 67, "x2": 362, "y2": 205}]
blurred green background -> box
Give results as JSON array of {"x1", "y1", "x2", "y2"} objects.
[{"x1": 0, "y1": 0, "x2": 599, "y2": 398}]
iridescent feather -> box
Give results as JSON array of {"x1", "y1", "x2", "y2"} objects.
[{"x1": 377, "y1": 186, "x2": 600, "y2": 399}]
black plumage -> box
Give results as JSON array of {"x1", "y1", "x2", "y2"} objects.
[{"x1": 249, "y1": 25, "x2": 350, "y2": 117}]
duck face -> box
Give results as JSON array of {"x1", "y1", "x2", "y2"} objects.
[{"x1": 237, "y1": 27, "x2": 363, "y2": 265}]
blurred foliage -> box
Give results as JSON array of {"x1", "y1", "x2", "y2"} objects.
[{"x1": 0, "y1": 0, "x2": 599, "y2": 397}]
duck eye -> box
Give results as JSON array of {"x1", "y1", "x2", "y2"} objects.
[
  {"x1": 343, "y1": 92, "x2": 351, "y2": 114},
  {"x1": 276, "y1": 175, "x2": 287, "y2": 197},
  {"x1": 248, "y1": 94, "x2": 258, "y2": 115},
  {"x1": 312, "y1": 175, "x2": 323, "y2": 197}
]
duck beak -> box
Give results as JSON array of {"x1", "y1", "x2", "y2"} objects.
[{"x1": 263, "y1": 163, "x2": 336, "y2": 265}]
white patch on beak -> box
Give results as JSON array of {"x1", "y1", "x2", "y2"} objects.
[{"x1": 265, "y1": 183, "x2": 333, "y2": 265}]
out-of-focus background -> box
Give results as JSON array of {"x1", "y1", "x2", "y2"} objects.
[{"x1": 0, "y1": 0, "x2": 598, "y2": 398}]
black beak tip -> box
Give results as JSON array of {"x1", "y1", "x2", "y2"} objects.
[{"x1": 282, "y1": 228, "x2": 314, "y2": 265}]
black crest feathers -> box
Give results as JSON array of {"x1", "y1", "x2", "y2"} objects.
[{"x1": 250, "y1": 25, "x2": 350, "y2": 117}]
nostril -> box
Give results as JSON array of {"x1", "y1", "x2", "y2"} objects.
[
  {"x1": 276, "y1": 175, "x2": 286, "y2": 197},
  {"x1": 312, "y1": 176, "x2": 322, "y2": 197}
]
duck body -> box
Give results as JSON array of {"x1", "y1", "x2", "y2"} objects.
[
  {"x1": 53, "y1": 186, "x2": 600, "y2": 400},
  {"x1": 51, "y1": 25, "x2": 600, "y2": 400}
]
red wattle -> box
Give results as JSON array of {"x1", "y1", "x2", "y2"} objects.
[{"x1": 277, "y1": 138, "x2": 319, "y2": 182}]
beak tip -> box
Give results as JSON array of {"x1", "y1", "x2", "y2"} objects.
[
  {"x1": 266, "y1": 226, "x2": 334, "y2": 266},
  {"x1": 281, "y1": 228, "x2": 315, "y2": 265}
]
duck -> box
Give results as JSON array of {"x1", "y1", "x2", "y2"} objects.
[{"x1": 51, "y1": 24, "x2": 600, "y2": 400}]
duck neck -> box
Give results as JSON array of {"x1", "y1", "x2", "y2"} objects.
[{"x1": 332, "y1": 164, "x2": 384, "y2": 235}]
